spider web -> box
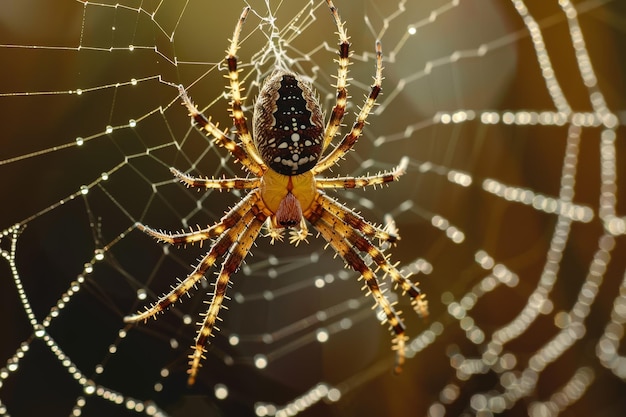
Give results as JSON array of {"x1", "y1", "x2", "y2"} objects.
[{"x1": 1, "y1": 0, "x2": 625, "y2": 416}]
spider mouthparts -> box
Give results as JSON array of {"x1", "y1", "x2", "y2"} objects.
[{"x1": 276, "y1": 192, "x2": 302, "y2": 227}]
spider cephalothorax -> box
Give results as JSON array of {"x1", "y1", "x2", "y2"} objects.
[{"x1": 125, "y1": 0, "x2": 428, "y2": 386}]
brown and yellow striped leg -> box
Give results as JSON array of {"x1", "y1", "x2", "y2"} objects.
[
  {"x1": 187, "y1": 215, "x2": 265, "y2": 385},
  {"x1": 316, "y1": 156, "x2": 408, "y2": 190},
  {"x1": 124, "y1": 194, "x2": 262, "y2": 323},
  {"x1": 322, "y1": 0, "x2": 351, "y2": 152},
  {"x1": 136, "y1": 191, "x2": 259, "y2": 246},
  {"x1": 306, "y1": 200, "x2": 408, "y2": 373},
  {"x1": 314, "y1": 40, "x2": 383, "y2": 175},
  {"x1": 170, "y1": 167, "x2": 260, "y2": 190},
  {"x1": 316, "y1": 196, "x2": 428, "y2": 319},
  {"x1": 178, "y1": 85, "x2": 264, "y2": 177},
  {"x1": 225, "y1": 7, "x2": 266, "y2": 170},
  {"x1": 312, "y1": 192, "x2": 399, "y2": 244}
]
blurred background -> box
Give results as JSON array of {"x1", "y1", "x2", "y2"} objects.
[{"x1": 1, "y1": 0, "x2": 625, "y2": 416}]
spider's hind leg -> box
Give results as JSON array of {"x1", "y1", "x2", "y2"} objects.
[
  {"x1": 316, "y1": 157, "x2": 408, "y2": 192},
  {"x1": 314, "y1": 39, "x2": 383, "y2": 175},
  {"x1": 322, "y1": 0, "x2": 351, "y2": 152},
  {"x1": 177, "y1": 85, "x2": 264, "y2": 177},
  {"x1": 225, "y1": 6, "x2": 266, "y2": 170},
  {"x1": 170, "y1": 167, "x2": 260, "y2": 190}
]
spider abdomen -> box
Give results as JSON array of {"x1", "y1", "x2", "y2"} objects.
[{"x1": 253, "y1": 71, "x2": 324, "y2": 176}]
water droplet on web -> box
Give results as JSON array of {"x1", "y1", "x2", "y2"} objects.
[
  {"x1": 137, "y1": 288, "x2": 147, "y2": 300},
  {"x1": 214, "y1": 384, "x2": 229, "y2": 400},
  {"x1": 34, "y1": 325, "x2": 45, "y2": 338},
  {"x1": 254, "y1": 354, "x2": 268, "y2": 369}
]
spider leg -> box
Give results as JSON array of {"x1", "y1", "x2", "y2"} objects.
[
  {"x1": 288, "y1": 217, "x2": 311, "y2": 246},
  {"x1": 316, "y1": 156, "x2": 408, "y2": 190},
  {"x1": 315, "y1": 193, "x2": 428, "y2": 319},
  {"x1": 226, "y1": 7, "x2": 266, "y2": 170},
  {"x1": 313, "y1": 192, "x2": 399, "y2": 244},
  {"x1": 263, "y1": 214, "x2": 311, "y2": 246},
  {"x1": 187, "y1": 214, "x2": 265, "y2": 385},
  {"x1": 313, "y1": 40, "x2": 383, "y2": 175},
  {"x1": 322, "y1": 0, "x2": 351, "y2": 152},
  {"x1": 263, "y1": 217, "x2": 285, "y2": 244},
  {"x1": 306, "y1": 195, "x2": 408, "y2": 373},
  {"x1": 178, "y1": 85, "x2": 264, "y2": 177},
  {"x1": 136, "y1": 191, "x2": 259, "y2": 246},
  {"x1": 124, "y1": 193, "x2": 262, "y2": 323},
  {"x1": 170, "y1": 167, "x2": 260, "y2": 190}
]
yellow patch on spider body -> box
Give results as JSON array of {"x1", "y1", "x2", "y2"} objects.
[{"x1": 260, "y1": 169, "x2": 316, "y2": 226}]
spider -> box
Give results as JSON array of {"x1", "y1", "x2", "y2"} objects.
[{"x1": 125, "y1": 0, "x2": 428, "y2": 386}]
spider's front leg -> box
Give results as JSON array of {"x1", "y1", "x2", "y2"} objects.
[
  {"x1": 136, "y1": 189, "x2": 259, "y2": 247},
  {"x1": 315, "y1": 157, "x2": 410, "y2": 246},
  {"x1": 316, "y1": 193, "x2": 428, "y2": 318},
  {"x1": 127, "y1": 193, "x2": 270, "y2": 386},
  {"x1": 312, "y1": 192, "x2": 399, "y2": 245},
  {"x1": 305, "y1": 196, "x2": 411, "y2": 372},
  {"x1": 187, "y1": 215, "x2": 265, "y2": 385},
  {"x1": 124, "y1": 194, "x2": 263, "y2": 324}
]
